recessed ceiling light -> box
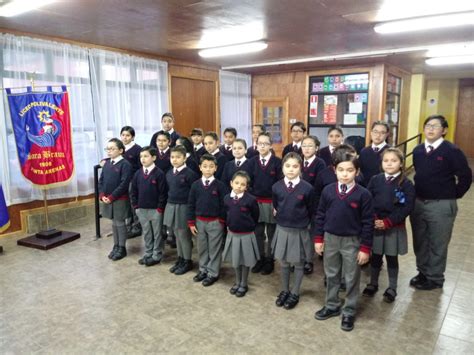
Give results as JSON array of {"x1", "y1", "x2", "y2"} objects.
[
  {"x1": 198, "y1": 41, "x2": 268, "y2": 58},
  {"x1": 426, "y1": 42, "x2": 474, "y2": 57},
  {"x1": 0, "y1": 0, "x2": 56, "y2": 17},
  {"x1": 426, "y1": 55, "x2": 474, "y2": 65},
  {"x1": 374, "y1": 12, "x2": 474, "y2": 34}
]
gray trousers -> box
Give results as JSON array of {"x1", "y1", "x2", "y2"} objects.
[
  {"x1": 410, "y1": 199, "x2": 457, "y2": 284},
  {"x1": 196, "y1": 219, "x2": 224, "y2": 278},
  {"x1": 175, "y1": 227, "x2": 193, "y2": 260},
  {"x1": 324, "y1": 233, "x2": 361, "y2": 317},
  {"x1": 136, "y1": 209, "x2": 164, "y2": 261},
  {"x1": 255, "y1": 222, "x2": 276, "y2": 258}
]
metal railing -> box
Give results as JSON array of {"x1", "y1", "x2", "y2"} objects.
[
  {"x1": 93, "y1": 164, "x2": 102, "y2": 239},
  {"x1": 395, "y1": 133, "x2": 422, "y2": 171}
]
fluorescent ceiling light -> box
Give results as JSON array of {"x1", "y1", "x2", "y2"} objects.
[
  {"x1": 198, "y1": 21, "x2": 264, "y2": 49},
  {"x1": 199, "y1": 42, "x2": 268, "y2": 58},
  {"x1": 426, "y1": 42, "x2": 474, "y2": 57},
  {"x1": 0, "y1": 0, "x2": 56, "y2": 17},
  {"x1": 426, "y1": 55, "x2": 474, "y2": 65},
  {"x1": 374, "y1": 12, "x2": 474, "y2": 34}
]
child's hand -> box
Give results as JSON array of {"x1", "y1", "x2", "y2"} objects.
[
  {"x1": 99, "y1": 159, "x2": 106, "y2": 167},
  {"x1": 102, "y1": 197, "x2": 111, "y2": 204},
  {"x1": 273, "y1": 208, "x2": 277, "y2": 216},
  {"x1": 190, "y1": 226, "x2": 198, "y2": 236},
  {"x1": 315, "y1": 242, "x2": 324, "y2": 256},
  {"x1": 374, "y1": 219, "x2": 385, "y2": 229},
  {"x1": 357, "y1": 251, "x2": 370, "y2": 265}
]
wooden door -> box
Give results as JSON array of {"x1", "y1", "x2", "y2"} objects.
[
  {"x1": 171, "y1": 76, "x2": 216, "y2": 137},
  {"x1": 455, "y1": 81, "x2": 474, "y2": 159},
  {"x1": 253, "y1": 97, "x2": 289, "y2": 157}
]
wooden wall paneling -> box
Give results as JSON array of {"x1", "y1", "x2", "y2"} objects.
[{"x1": 455, "y1": 85, "x2": 474, "y2": 158}]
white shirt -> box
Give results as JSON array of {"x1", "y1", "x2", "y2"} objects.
[
  {"x1": 201, "y1": 176, "x2": 215, "y2": 185},
  {"x1": 371, "y1": 142, "x2": 387, "y2": 151},
  {"x1": 425, "y1": 137, "x2": 444, "y2": 151},
  {"x1": 338, "y1": 181, "x2": 355, "y2": 194},
  {"x1": 167, "y1": 128, "x2": 175, "y2": 135},
  {"x1": 235, "y1": 156, "x2": 247, "y2": 166},
  {"x1": 329, "y1": 145, "x2": 336, "y2": 154},
  {"x1": 143, "y1": 164, "x2": 155, "y2": 174},
  {"x1": 173, "y1": 164, "x2": 187, "y2": 174},
  {"x1": 384, "y1": 172, "x2": 401, "y2": 180},
  {"x1": 110, "y1": 156, "x2": 124, "y2": 165},
  {"x1": 284, "y1": 176, "x2": 300, "y2": 188},
  {"x1": 304, "y1": 155, "x2": 316, "y2": 167},
  {"x1": 159, "y1": 147, "x2": 170, "y2": 155},
  {"x1": 259, "y1": 152, "x2": 272, "y2": 166},
  {"x1": 230, "y1": 191, "x2": 244, "y2": 199},
  {"x1": 211, "y1": 148, "x2": 220, "y2": 155},
  {"x1": 194, "y1": 143, "x2": 203, "y2": 150},
  {"x1": 124, "y1": 141, "x2": 136, "y2": 151},
  {"x1": 292, "y1": 141, "x2": 302, "y2": 149}
]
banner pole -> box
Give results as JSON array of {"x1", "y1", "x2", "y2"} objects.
[{"x1": 43, "y1": 189, "x2": 50, "y2": 231}]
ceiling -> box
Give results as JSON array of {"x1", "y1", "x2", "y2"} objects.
[{"x1": 0, "y1": 0, "x2": 473, "y2": 77}]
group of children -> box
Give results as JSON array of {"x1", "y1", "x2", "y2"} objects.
[{"x1": 98, "y1": 113, "x2": 471, "y2": 332}]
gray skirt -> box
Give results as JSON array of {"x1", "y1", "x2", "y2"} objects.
[
  {"x1": 272, "y1": 225, "x2": 311, "y2": 263},
  {"x1": 100, "y1": 199, "x2": 131, "y2": 221},
  {"x1": 163, "y1": 203, "x2": 189, "y2": 230},
  {"x1": 258, "y1": 202, "x2": 276, "y2": 224},
  {"x1": 372, "y1": 227, "x2": 408, "y2": 256},
  {"x1": 223, "y1": 231, "x2": 260, "y2": 268}
]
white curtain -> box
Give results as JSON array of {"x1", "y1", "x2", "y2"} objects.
[
  {"x1": 89, "y1": 48, "x2": 169, "y2": 153},
  {"x1": 219, "y1": 70, "x2": 252, "y2": 145},
  {"x1": 0, "y1": 34, "x2": 96, "y2": 204},
  {"x1": 0, "y1": 35, "x2": 169, "y2": 205}
]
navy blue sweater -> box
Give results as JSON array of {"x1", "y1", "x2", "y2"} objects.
[
  {"x1": 124, "y1": 144, "x2": 142, "y2": 174},
  {"x1": 272, "y1": 179, "x2": 315, "y2": 228},
  {"x1": 219, "y1": 145, "x2": 234, "y2": 161},
  {"x1": 247, "y1": 155, "x2": 283, "y2": 200},
  {"x1": 98, "y1": 159, "x2": 133, "y2": 201},
  {"x1": 212, "y1": 151, "x2": 228, "y2": 180},
  {"x1": 187, "y1": 179, "x2": 227, "y2": 225},
  {"x1": 314, "y1": 166, "x2": 365, "y2": 206},
  {"x1": 224, "y1": 192, "x2": 260, "y2": 233},
  {"x1": 302, "y1": 157, "x2": 326, "y2": 186},
  {"x1": 318, "y1": 146, "x2": 333, "y2": 166},
  {"x1": 155, "y1": 149, "x2": 172, "y2": 173},
  {"x1": 359, "y1": 145, "x2": 389, "y2": 186},
  {"x1": 413, "y1": 141, "x2": 472, "y2": 199},
  {"x1": 166, "y1": 167, "x2": 200, "y2": 204},
  {"x1": 150, "y1": 131, "x2": 180, "y2": 149},
  {"x1": 221, "y1": 159, "x2": 251, "y2": 193},
  {"x1": 186, "y1": 155, "x2": 200, "y2": 175},
  {"x1": 313, "y1": 183, "x2": 374, "y2": 252},
  {"x1": 246, "y1": 146, "x2": 259, "y2": 159},
  {"x1": 282, "y1": 143, "x2": 303, "y2": 158},
  {"x1": 367, "y1": 174, "x2": 415, "y2": 228},
  {"x1": 131, "y1": 167, "x2": 167, "y2": 210},
  {"x1": 194, "y1": 146, "x2": 206, "y2": 162}
]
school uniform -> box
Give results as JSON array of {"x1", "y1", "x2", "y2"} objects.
[
  {"x1": 318, "y1": 146, "x2": 335, "y2": 167},
  {"x1": 193, "y1": 143, "x2": 206, "y2": 162},
  {"x1": 221, "y1": 157, "x2": 251, "y2": 193},
  {"x1": 301, "y1": 155, "x2": 326, "y2": 186},
  {"x1": 155, "y1": 147, "x2": 172, "y2": 173},
  {"x1": 150, "y1": 129, "x2": 181, "y2": 149},
  {"x1": 187, "y1": 177, "x2": 227, "y2": 278},
  {"x1": 131, "y1": 164, "x2": 168, "y2": 261},
  {"x1": 164, "y1": 165, "x2": 200, "y2": 261},
  {"x1": 367, "y1": 173, "x2": 415, "y2": 256},
  {"x1": 271, "y1": 178, "x2": 315, "y2": 263},
  {"x1": 123, "y1": 142, "x2": 142, "y2": 174},
  {"x1": 246, "y1": 144, "x2": 259, "y2": 159},
  {"x1": 313, "y1": 182, "x2": 374, "y2": 317},
  {"x1": 359, "y1": 143, "x2": 389, "y2": 186},
  {"x1": 186, "y1": 154, "x2": 200, "y2": 175},
  {"x1": 410, "y1": 139, "x2": 472, "y2": 286},
  {"x1": 282, "y1": 141, "x2": 303, "y2": 158},
  {"x1": 222, "y1": 192, "x2": 260, "y2": 268},
  {"x1": 247, "y1": 154, "x2": 283, "y2": 258},
  {"x1": 219, "y1": 144, "x2": 234, "y2": 161},
  {"x1": 210, "y1": 149, "x2": 228, "y2": 181}
]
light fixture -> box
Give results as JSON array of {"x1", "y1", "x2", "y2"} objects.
[
  {"x1": 426, "y1": 55, "x2": 474, "y2": 65},
  {"x1": 198, "y1": 22, "x2": 264, "y2": 49},
  {"x1": 0, "y1": 0, "x2": 56, "y2": 17},
  {"x1": 198, "y1": 41, "x2": 268, "y2": 58},
  {"x1": 426, "y1": 42, "x2": 474, "y2": 57},
  {"x1": 374, "y1": 12, "x2": 474, "y2": 34}
]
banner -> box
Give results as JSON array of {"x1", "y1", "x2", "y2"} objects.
[
  {"x1": 6, "y1": 86, "x2": 74, "y2": 188},
  {"x1": 0, "y1": 184, "x2": 9, "y2": 233}
]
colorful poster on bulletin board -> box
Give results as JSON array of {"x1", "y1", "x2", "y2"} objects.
[
  {"x1": 309, "y1": 95, "x2": 318, "y2": 118},
  {"x1": 323, "y1": 95, "x2": 337, "y2": 124}
]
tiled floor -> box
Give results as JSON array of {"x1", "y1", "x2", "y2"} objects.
[{"x1": 1, "y1": 189, "x2": 473, "y2": 354}]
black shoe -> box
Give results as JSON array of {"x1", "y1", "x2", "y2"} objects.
[
  {"x1": 339, "y1": 282, "x2": 346, "y2": 292},
  {"x1": 108, "y1": 245, "x2": 119, "y2": 259},
  {"x1": 261, "y1": 258, "x2": 274, "y2": 275},
  {"x1": 275, "y1": 291, "x2": 290, "y2": 307},
  {"x1": 314, "y1": 306, "x2": 341, "y2": 320},
  {"x1": 235, "y1": 286, "x2": 248, "y2": 297},
  {"x1": 166, "y1": 237, "x2": 177, "y2": 249},
  {"x1": 145, "y1": 258, "x2": 161, "y2": 267},
  {"x1": 193, "y1": 271, "x2": 207, "y2": 282},
  {"x1": 283, "y1": 293, "x2": 300, "y2": 310},
  {"x1": 174, "y1": 260, "x2": 193, "y2": 275},
  {"x1": 251, "y1": 259, "x2": 265, "y2": 273},
  {"x1": 202, "y1": 276, "x2": 219, "y2": 287},
  {"x1": 362, "y1": 284, "x2": 379, "y2": 297},
  {"x1": 229, "y1": 284, "x2": 239, "y2": 295},
  {"x1": 383, "y1": 288, "x2": 397, "y2": 303},
  {"x1": 410, "y1": 272, "x2": 427, "y2": 287},
  {"x1": 414, "y1": 280, "x2": 443, "y2": 291},
  {"x1": 304, "y1": 262, "x2": 314, "y2": 275},
  {"x1": 169, "y1": 257, "x2": 183, "y2": 273},
  {"x1": 341, "y1": 315, "x2": 355, "y2": 331},
  {"x1": 290, "y1": 265, "x2": 295, "y2": 272},
  {"x1": 111, "y1": 246, "x2": 127, "y2": 261},
  {"x1": 138, "y1": 256, "x2": 151, "y2": 265}
]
